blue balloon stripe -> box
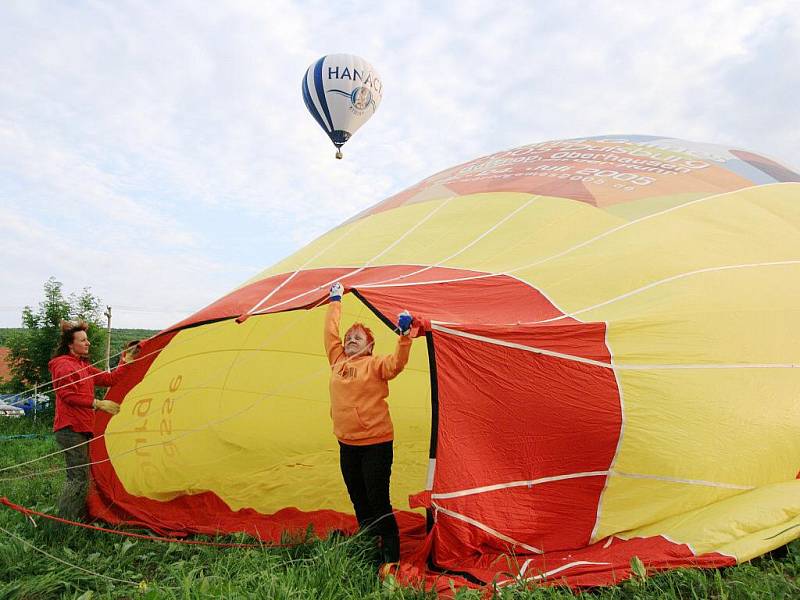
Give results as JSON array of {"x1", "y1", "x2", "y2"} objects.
[
  {"x1": 313, "y1": 56, "x2": 335, "y2": 133},
  {"x1": 302, "y1": 72, "x2": 330, "y2": 133},
  {"x1": 302, "y1": 74, "x2": 327, "y2": 131}
]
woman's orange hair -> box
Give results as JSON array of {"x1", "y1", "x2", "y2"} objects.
[{"x1": 345, "y1": 322, "x2": 375, "y2": 354}]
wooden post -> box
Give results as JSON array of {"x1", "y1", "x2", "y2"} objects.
[{"x1": 104, "y1": 305, "x2": 112, "y2": 370}]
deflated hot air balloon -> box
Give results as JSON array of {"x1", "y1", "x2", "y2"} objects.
[
  {"x1": 302, "y1": 53, "x2": 382, "y2": 159},
  {"x1": 92, "y1": 135, "x2": 800, "y2": 592}
]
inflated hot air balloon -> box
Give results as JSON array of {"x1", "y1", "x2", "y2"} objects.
[
  {"x1": 92, "y1": 135, "x2": 800, "y2": 592},
  {"x1": 302, "y1": 53, "x2": 382, "y2": 159}
]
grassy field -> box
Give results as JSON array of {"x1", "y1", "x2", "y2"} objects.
[{"x1": 0, "y1": 416, "x2": 797, "y2": 599}]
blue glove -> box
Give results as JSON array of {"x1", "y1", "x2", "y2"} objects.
[
  {"x1": 397, "y1": 310, "x2": 413, "y2": 335},
  {"x1": 329, "y1": 282, "x2": 344, "y2": 302}
]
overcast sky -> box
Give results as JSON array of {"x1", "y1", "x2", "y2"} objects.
[{"x1": 1, "y1": 0, "x2": 798, "y2": 329}]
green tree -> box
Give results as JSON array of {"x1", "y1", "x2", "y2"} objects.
[{"x1": 4, "y1": 277, "x2": 107, "y2": 394}]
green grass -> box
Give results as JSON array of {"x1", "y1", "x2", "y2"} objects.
[{"x1": 0, "y1": 416, "x2": 797, "y2": 599}]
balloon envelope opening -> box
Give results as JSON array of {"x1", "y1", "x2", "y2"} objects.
[{"x1": 330, "y1": 130, "x2": 350, "y2": 147}]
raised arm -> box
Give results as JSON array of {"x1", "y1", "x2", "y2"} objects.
[
  {"x1": 376, "y1": 311, "x2": 414, "y2": 380},
  {"x1": 324, "y1": 283, "x2": 345, "y2": 365},
  {"x1": 376, "y1": 334, "x2": 412, "y2": 380}
]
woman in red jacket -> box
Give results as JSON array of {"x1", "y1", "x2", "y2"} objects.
[
  {"x1": 48, "y1": 320, "x2": 130, "y2": 520},
  {"x1": 324, "y1": 282, "x2": 415, "y2": 564}
]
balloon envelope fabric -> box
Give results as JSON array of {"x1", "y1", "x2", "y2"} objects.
[{"x1": 94, "y1": 135, "x2": 800, "y2": 589}]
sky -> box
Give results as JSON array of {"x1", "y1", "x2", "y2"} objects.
[{"x1": 1, "y1": 0, "x2": 798, "y2": 329}]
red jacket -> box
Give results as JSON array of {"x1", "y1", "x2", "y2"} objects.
[{"x1": 48, "y1": 354, "x2": 128, "y2": 434}]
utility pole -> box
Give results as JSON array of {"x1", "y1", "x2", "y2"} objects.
[{"x1": 104, "y1": 305, "x2": 112, "y2": 371}]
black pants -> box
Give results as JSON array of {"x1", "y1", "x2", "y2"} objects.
[
  {"x1": 54, "y1": 427, "x2": 92, "y2": 521},
  {"x1": 339, "y1": 440, "x2": 399, "y2": 543}
]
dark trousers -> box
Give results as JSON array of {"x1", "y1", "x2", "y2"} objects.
[
  {"x1": 54, "y1": 427, "x2": 92, "y2": 521},
  {"x1": 339, "y1": 440, "x2": 399, "y2": 544}
]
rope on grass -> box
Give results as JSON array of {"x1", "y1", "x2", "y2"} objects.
[
  {"x1": 0, "y1": 497, "x2": 299, "y2": 549},
  {"x1": 0, "y1": 523, "x2": 147, "y2": 588}
]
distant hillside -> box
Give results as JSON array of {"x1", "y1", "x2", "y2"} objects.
[
  {"x1": 0, "y1": 327, "x2": 159, "y2": 343},
  {"x1": 0, "y1": 329, "x2": 23, "y2": 345},
  {"x1": 108, "y1": 329, "x2": 162, "y2": 367},
  {"x1": 109, "y1": 328, "x2": 163, "y2": 345}
]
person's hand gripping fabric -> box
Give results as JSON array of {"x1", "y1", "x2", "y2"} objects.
[
  {"x1": 93, "y1": 399, "x2": 121, "y2": 415},
  {"x1": 397, "y1": 310, "x2": 413, "y2": 336},
  {"x1": 330, "y1": 282, "x2": 344, "y2": 302}
]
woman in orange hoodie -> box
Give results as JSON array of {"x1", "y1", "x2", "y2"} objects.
[{"x1": 324, "y1": 282, "x2": 414, "y2": 564}]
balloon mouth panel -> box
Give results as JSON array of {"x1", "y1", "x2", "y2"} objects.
[
  {"x1": 102, "y1": 296, "x2": 433, "y2": 517},
  {"x1": 330, "y1": 130, "x2": 351, "y2": 147}
]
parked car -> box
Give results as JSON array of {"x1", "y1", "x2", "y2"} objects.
[
  {"x1": 19, "y1": 393, "x2": 51, "y2": 414},
  {"x1": 0, "y1": 393, "x2": 50, "y2": 416},
  {"x1": 0, "y1": 402, "x2": 24, "y2": 418}
]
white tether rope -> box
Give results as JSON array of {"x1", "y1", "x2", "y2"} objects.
[
  {"x1": 0, "y1": 298, "x2": 327, "y2": 478},
  {"x1": 1, "y1": 197, "x2": 447, "y2": 472},
  {"x1": 0, "y1": 193, "x2": 451, "y2": 477}
]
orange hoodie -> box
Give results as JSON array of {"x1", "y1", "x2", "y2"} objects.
[{"x1": 324, "y1": 301, "x2": 412, "y2": 445}]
